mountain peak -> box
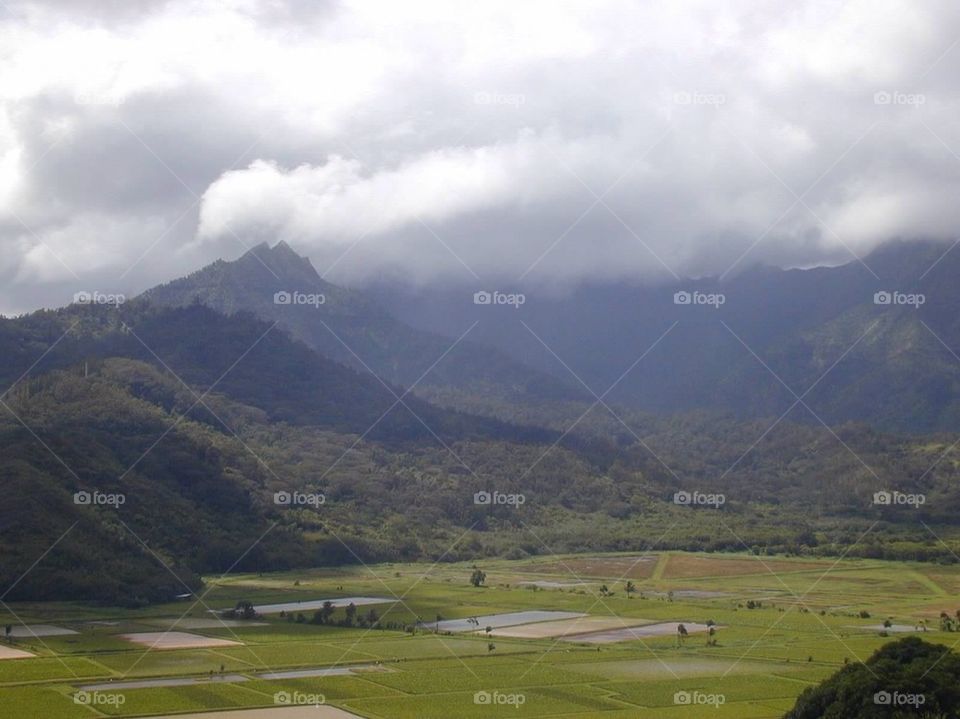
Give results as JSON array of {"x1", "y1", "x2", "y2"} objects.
[
  {"x1": 236, "y1": 240, "x2": 318, "y2": 280},
  {"x1": 271, "y1": 240, "x2": 299, "y2": 256}
]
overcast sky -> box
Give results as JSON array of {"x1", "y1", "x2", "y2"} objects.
[{"x1": 1, "y1": 0, "x2": 960, "y2": 314}]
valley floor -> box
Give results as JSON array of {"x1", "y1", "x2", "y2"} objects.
[{"x1": 2, "y1": 550, "x2": 958, "y2": 718}]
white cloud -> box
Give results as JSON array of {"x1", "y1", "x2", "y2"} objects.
[
  {"x1": 197, "y1": 131, "x2": 595, "y2": 244},
  {"x1": 1, "y1": 0, "x2": 960, "y2": 312}
]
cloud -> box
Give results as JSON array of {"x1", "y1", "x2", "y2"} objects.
[
  {"x1": 197, "y1": 131, "x2": 596, "y2": 243},
  {"x1": 2, "y1": 0, "x2": 960, "y2": 312}
]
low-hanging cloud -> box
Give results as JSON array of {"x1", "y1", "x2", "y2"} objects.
[
  {"x1": 2, "y1": 0, "x2": 960, "y2": 312},
  {"x1": 196, "y1": 131, "x2": 602, "y2": 244}
]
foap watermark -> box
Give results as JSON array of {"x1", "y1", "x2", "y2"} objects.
[
  {"x1": 73, "y1": 290, "x2": 126, "y2": 307},
  {"x1": 474, "y1": 490, "x2": 525, "y2": 507},
  {"x1": 74, "y1": 91, "x2": 126, "y2": 107},
  {"x1": 274, "y1": 290, "x2": 325, "y2": 308},
  {"x1": 274, "y1": 690, "x2": 326, "y2": 706},
  {"x1": 674, "y1": 490, "x2": 725, "y2": 508},
  {"x1": 474, "y1": 290, "x2": 526, "y2": 308},
  {"x1": 474, "y1": 91, "x2": 525, "y2": 108},
  {"x1": 274, "y1": 490, "x2": 325, "y2": 507},
  {"x1": 674, "y1": 690, "x2": 726, "y2": 708},
  {"x1": 74, "y1": 691, "x2": 126, "y2": 707},
  {"x1": 874, "y1": 690, "x2": 925, "y2": 708},
  {"x1": 874, "y1": 291, "x2": 925, "y2": 308},
  {"x1": 874, "y1": 90, "x2": 926, "y2": 107},
  {"x1": 74, "y1": 490, "x2": 125, "y2": 508},
  {"x1": 673, "y1": 90, "x2": 726, "y2": 107},
  {"x1": 474, "y1": 690, "x2": 526, "y2": 707},
  {"x1": 674, "y1": 290, "x2": 725, "y2": 308},
  {"x1": 873, "y1": 490, "x2": 925, "y2": 508}
]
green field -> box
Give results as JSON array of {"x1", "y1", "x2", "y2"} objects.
[{"x1": 2, "y1": 551, "x2": 958, "y2": 718}]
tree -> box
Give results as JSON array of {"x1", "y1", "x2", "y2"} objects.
[
  {"x1": 470, "y1": 569, "x2": 487, "y2": 588},
  {"x1": 786, "y1": 637, "x2": 960, "y2": 718},
  {"x1": 320, "y1": 600, "x2": 335, "y2": 625},
  {"x1": 344, "y1": 603, "x2": 357, "y2": 627},
  {"x1": 228, "y1": 600, "x2": 257, "y2": 620}
]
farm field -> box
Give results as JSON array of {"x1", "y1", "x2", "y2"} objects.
[{"x1": 2, "y1": 551, "x2": 959, "y2": 718}]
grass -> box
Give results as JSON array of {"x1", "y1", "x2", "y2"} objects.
[{"x1": 1, "y1": 550, "x2": 959, "y2": 717}]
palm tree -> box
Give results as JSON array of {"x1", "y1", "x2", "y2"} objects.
[
  {"x1": 344, "y1": 603, "x2": 357, "y2": 627},
  {"x1": 320, "y1": 600, "x2": 335, "y2": 624}
]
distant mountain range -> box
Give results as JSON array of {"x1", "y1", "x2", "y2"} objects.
[
  {"x1": 138, "y1": 239, "x2": 960, "y2": 433},
  {"x1": 368, "y1": 241, "x2": 960, "y2": 433},
  {"x1": 3, "y1": 239, "x2": 960, "y2": 604},
  {"x1": 141, "y1": 241, "x2": 585, "y2": 411}
]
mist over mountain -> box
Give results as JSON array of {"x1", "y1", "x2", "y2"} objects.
[
  {"x1": 367, "y1": 240, "x2": 960, "y2": 433},
  {"x1": 5, "y1": 240, "x2": 960, "y2": 603},
  {"x1": 140, "y1": 241, "x2": 587, "y2": 412}
]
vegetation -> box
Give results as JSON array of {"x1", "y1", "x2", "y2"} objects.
[
  {"x1": 3, "y1": 300, "x2": 960, "y2": 603},
  {"x1": 2, "y1": 553, "x2": 960, "y2": 718},
  {"x1": 786, "y1": 637, "x2": 960, "y2": 718}
]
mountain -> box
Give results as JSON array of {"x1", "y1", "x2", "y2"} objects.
[
  {"x1": 5, "y1": 243, "x2": 960, "y2": 605},
  {"x1": 139, "y1": 241, "x2": 585, "y2": 411},
  {"x1": 0, "y1": 302, "x2": 557, "y2": 444},
  {"x1": 5, "y1": 339, "x2": 960, "y2": 604},
  {"x1": 367, "y1": 240, "x2": 960, "y2": 433},
  {"x1": 0, "y1": 300, "x2": 562, "y2": 602}
]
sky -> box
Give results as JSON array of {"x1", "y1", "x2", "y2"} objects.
[{"x1": 1, "y1": 0, "x2": 960, "y2": 314}]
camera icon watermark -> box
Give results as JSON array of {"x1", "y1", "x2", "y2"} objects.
[
  {"x1": 274, "y1": 491, "x2": 325, "y2": 507},
  {"x1": 474, "y1": 91, "x2": 525, "y2": 108},
  {"x1": 674, "y1": 290, "x2": 725, "y2": 308},
  {"x1": 673, "y1": 90, "x2": 726, "y2": 107},
  {"x1": 873, "y1": 290, "x2": 925, "y2": 308},
  {"x1": 73, "y1": 290, "x2": 126, "y2": 307},
  {"x1": 74, "y1": 691, "x2": 126, "y2": 707},
  {"x1": 874, "y1": 690, "x2": 925, "y2": 707},
  {"x1": 874, "y1": 90, "x2": 925, "y2": 106},
  {"x1": 274, "y1": 290, "x2": 325, "y2": 308},
  {"x1": 74, "y1": 91, "x2": 126, "y2": 107},
  {"x1": 474, "y1": 690, "x2": 526, "y2": 707},
  {"x1": 274, "y1": 690, "x2": 326, "y2": 706},
  {"x1": 473, "y1": 290, "x2": 526, "y2": 308},
  {"x1": 673, "y1": 490, "x2": 725, "y2": 508},
  {"x1": 674, "y1": 690, "x2": 725, "y2": 707},
  {"x1": 73, "y1": 490, "x2": 126, "y2": 508},
  {"x1": 873, "y1": 490, "x2": 925, "y2": 508},
  {"x1": 474, "y1": 490, "x2": 525, "y2": 507}
]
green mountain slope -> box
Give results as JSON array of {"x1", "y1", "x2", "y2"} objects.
[
  {"x1": 140, "y1": 241, "x2": 585, "y2": 409},
  {"x1": 371, "y1": 240, "x2": 960, "y2": 432}
]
